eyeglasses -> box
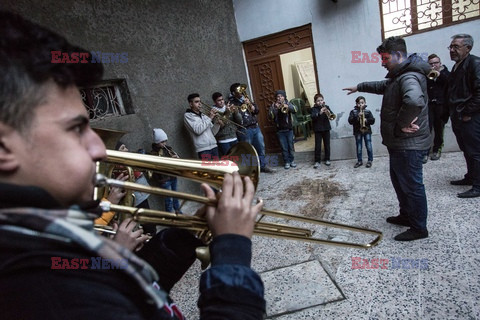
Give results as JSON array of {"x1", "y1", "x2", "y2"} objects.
[{"x1": 447, "y1": 44, "x2": 466, "y2": 50}]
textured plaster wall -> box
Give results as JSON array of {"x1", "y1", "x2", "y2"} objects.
[
  {"x1": 2, "y1": 0, "x2": 248, "y2": 198},
  {"x1": 233, "y1": 0, "x2": 480, "y2": 158},
  {"x1": 1, "y1": 0, "x2": 247, "y2": 157}
]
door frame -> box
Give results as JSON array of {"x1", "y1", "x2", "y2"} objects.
[{"x1": 243, "y1": 24, "x2": 319, "y2": 153}]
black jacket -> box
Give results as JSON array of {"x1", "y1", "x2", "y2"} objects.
[
  {"x1": 309, "y1": 105, "x2": 333, "y2": 132},
  {"x1": 0, "y1": 183, "x2": 266, "y2": 320},
  {"x1": 357, "y1": 54, "x2": 431, "y2": 150},
  {"x1": 446, "y1": 54, "x2": 480, "y2": 124},
  {"x1": 348, "y1": 106, "x2": 375, "y2": 135}
]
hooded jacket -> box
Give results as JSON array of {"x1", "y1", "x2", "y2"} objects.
[
  {"x1": 357, "y1": 54, "x2": 431, "y2": 150},
  {"x1": 184, "y1": 109, "x2": 219, "y2": 153}
]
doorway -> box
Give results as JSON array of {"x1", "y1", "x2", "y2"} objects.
[{"x1": 243, "y1": 24, "x2": 318, "y2": 153}]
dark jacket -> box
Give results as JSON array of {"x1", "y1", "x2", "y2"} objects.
[
  {"x1": 267, "y1": 101, "x2": 297, "y2": 131},
  {"x1": 446, "y1": 54, "x2": 480, "y2": 124},
  {"x1": 357, "y1": 54, "x2": 431, "y2": 150},
  {"x1": 0, "y1": 183, "x2": 266, "y2": 320},
  {"x1": 228, "y1": 94, "x2": 259, "y2": 128},
  {"x1": 348, "y1": 106, "x2": 376, "y2": 135},
  {"x1": 212, "y1": 105, "x2": 242, "y2": 141},
  {"x1": 309, "y1": 105, "x2": 333, "y2": 132},
  {"x1": 427, "y1": 65, "x2": 450, "y2": 105}
]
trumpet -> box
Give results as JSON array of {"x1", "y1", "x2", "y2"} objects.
[
  {"x1": 359, "y1": 108, "x2": 368, "y2": 133},
  {"x1": 427, "y1": 69, "x2": 440, "y2": 80},
  {"x1": 323, "y1": 107, "x2": 336, "y2": 120},
  {"x1": 199, "y1": 101, "x2": 246, "y2": 130}
]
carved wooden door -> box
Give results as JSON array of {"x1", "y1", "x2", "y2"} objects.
[{"x1": 243, "y1": 24, "x2": 317, "y2": 153}]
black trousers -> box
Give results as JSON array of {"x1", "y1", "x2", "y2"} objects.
[
  {"x1": 452, "y1": 113, "x2": 480, "y2": 188},
  {"x1": 428, "y1": 102, "x2": 446, "y2": 153},
  {"x1": 314, "y1": 130, "x2": 330, "y2": 162}
]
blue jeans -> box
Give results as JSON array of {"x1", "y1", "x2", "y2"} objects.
[
  {"x1": 237, "y1": 126, "x2": 267, "y2": 168},
  {"x1": 277, "y1": 130, "x2": 294, "y2": 164},
  {"x1": 159, "y1": 178, "x2": 181, "y2": 213},
  {"x1": 355, "y1": 133, "x2": 373, "y2": 162},
  {"x1": 197, "y1": 147, "x2": 219, "y2": 160},
  {"x1": 217, "y1": 140, "x2": 238, "y2": 157},
  {"x1": 388, "y1": 149, "x2": 428, "y2": 231}
]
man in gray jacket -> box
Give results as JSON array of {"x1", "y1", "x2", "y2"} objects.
[{"x1": 344, "y1": 36, "x2": 431, "y2": 241}]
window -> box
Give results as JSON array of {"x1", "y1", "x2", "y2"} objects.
[
  {"x1": 380, "y1": 0, "x2": 480, "y2": 39},
  {"x1": 80, "y1": 79, "x2": 133, "y2": 121}
]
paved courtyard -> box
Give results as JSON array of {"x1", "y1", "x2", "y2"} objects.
[{"x1": 172, "y1": 151, "x2": 479, "y2": 320}]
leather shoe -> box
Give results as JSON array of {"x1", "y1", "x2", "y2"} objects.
[
  {"x1": 457, "y1": 188, "x2": 480, "y2": 198},
  {"x1": 394, "y1": 229, "x2": 428, "y2": 241},
  {"x1": 261, "y1": 166, "x2": 275, "y2": 173},
  {"x1": 386, "y1": 215, "x2": 411, "y2": 227},
  {"x1": 354, "y1": 162, "x2": 363, "y2": 168},
  {"x1": 450, "y1": 178, "x2": 473, "y2": 186}
]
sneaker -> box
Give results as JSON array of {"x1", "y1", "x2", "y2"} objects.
[
  {"x1": 386, "y1": 215, "x2": 411, "y2": 227},
  {"x1": 450, "y1": 178, "x2": 473, "y2": 186},
  {"x1": 261, "y1": 166, "x2": 275, "y2": 173},
  {"x1": 354, "y1": 162, "x2": 363, "y2": 168},
  {"x1": 430, "y1": 151, "x2": 441, "y2": 160},
  {"x1": 284, "y1": 163, "x2": 290, "y2": 170},
  {"x1": 422, "y1": 155, "x2": 428, "y2": 164},
  {"x1": 366, "y1": 161, "x2": 372, "y2": 168},
  {"x1": 394, "y1": 229, "x2": 428, "y2": 241},
  {"x1": 290, "y1": 161, "x2": 297, "y2": 168},
  {"x1": 325, "y1": 160, "x2": 331, "y2": 166},
  {"x1": 313, "y1": 162, "x2": 320, "y2": 169}
]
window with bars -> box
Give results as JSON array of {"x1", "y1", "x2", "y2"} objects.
[
  {"x1": 380, "y1": 0, "x2": 480, "y2": 39},
  {"x1": 80, "y1": 79, "x2": 134, "y2": 121}
]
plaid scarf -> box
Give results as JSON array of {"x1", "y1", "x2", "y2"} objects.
[{"x1": 0, "y1": 205, "x2": 168, "y2": 309}]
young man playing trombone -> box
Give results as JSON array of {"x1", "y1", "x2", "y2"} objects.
[{"x1": 0, "y1": 11, "x2": 265, "y2": 319}]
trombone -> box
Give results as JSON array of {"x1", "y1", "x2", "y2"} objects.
[
  {"x1": 199, "y1": 100, "x2": 246, "y2": 131},
  {"x1": 95, "y1": 141, "x2": 383, "y2": 249}
]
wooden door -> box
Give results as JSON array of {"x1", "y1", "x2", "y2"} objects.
[{"x1": 243, "y1": 24, "x2": 317, "y2": 153}]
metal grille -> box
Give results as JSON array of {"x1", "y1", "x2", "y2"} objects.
[
  {"x1": 80, "y1": 84, "x2": 126, "y2": 120},
  {"x1": 380, "y1": 0, "x2": 480, "y2": 38}
]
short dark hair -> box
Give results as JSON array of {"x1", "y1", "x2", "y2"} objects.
[
  {"x1": 187, "y1": 93, "x2": 200, "y2": 102},
  {"x1": 0, "y1": 11, "x2": 103, "y2": 132},
  {"x1": 428, "y1": 54, "x2": 439, "y2": 61},
  {"x1": 212, "y1": 92, "x2": 223, "y2": 101},
  {"x1": 376, "y1": 36, "x2": 407, "y2": 57},
  {"x1": 314, "y1": 93, "x2": 324, "y2": 101},
  {"x1": 230, "y1": 83, "x2": 241, "y2": 94},
  {"x1": 355, "y1": 96, "x2": 366, "y2": 103}
]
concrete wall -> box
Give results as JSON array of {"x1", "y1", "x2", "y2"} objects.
[
  {"x1": 2, "y1": 0, "x2": 247, "y2": 157},
  {"x1": 1, "y1": 0, "x2": 250, "y2": 199},
  {"x1": 233, "y1": 0, "x2": 480, "y2": 158}
]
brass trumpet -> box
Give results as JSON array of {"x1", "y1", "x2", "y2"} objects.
[
  {"x1": 324, "y1": 107, "x2": 336, "y2": 121},
  {"x1": 359, "y1": 108, "x2": 368, "y2": 133},
  {"x1": 427, "y1": 69, "x2": 440, "y2": 80},
  {"x1": 199, "y1": 101, "x2": 246, "y2": 130}
]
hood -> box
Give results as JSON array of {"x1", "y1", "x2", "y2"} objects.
[{"x1": 386, "y1": 53, "x2": 431, "y2": 79}]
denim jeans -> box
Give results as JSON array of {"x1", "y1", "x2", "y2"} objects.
[
  {"x1": 217, "y1": 139, "x2": 238, "y2": 157},
  {"x1": 388, "y1": 149, "x2": 428, "y2": 231},
  {"x1": 237, "y1": 126, "x2": 267, "y2": 168},
  {"x1": 277, "y1": 130, "x2": 294, "y2": 164},
  {"x1": 355, "y1": 133, "x2": 373, "y2": 162},
  {"x1": 197, "y1": 147, "x2": 219, "y2": 160},
  {"x1": 159, "y1": 178, "x2": 181, "y2": 213}
]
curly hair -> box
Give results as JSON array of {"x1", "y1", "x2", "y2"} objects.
[{"x1": 0, "y1": 11, "x2": 103, "y2": 131}]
